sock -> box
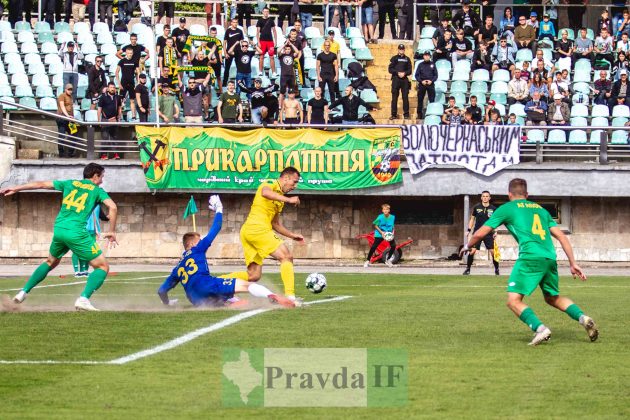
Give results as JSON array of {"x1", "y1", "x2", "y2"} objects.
[
  {"x1": 23, "y1": 263, "x2": 52, "y2": 293},
  {"x1": 519, "y1": 307, "x2": 543, "y2": 332},
  {"x1": 493, "y1": 259, "x2": 499, "y2": 270},
  {"x1": 280, "y1": 261, "x2": 295, "y2": 297},
  {"x1": 81, "y1": 260, "x2": 90, "y2": 273},
  {"x1": 81, "y1": 269, "x2": 107, "y2": 298},
  {"x1": 248, "y1": 283, "x2": 273, "y2": 298},
  {"x1": 565, "y1": 303, "x2": 584, "y2": 322},
  {"x1": 466, "y1": 254, "x2": 474, "y2": 269},
  {"x1": 219, "y1": 271, "x2": 249, "y2": 281},
  {"x1": 71, "y1": 254, "x2": 80, "y2": 273}
]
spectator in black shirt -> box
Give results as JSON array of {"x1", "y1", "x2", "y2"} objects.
[
  {"x1": 115, "y1": 47, "x2": 139, "y2": 121},
  {"x1": 452, "y1": 0, "x2": 481, "y2": 38},
  {"x1": 307, "y1": 86, "x2": 329, "y2": 125},
  {"x1": 87, "y1": 55, "x2": 107, "y2": 110},
  {"x1": 172, "y1": 17, "x2": 190, "y2": 60},
  {"x1": 223, "y1": 18, "x2": 245, "y2": 87},
  {"x1": 316, "y1": 40, "x2": 339, "y2": 103},
  {"x1": 239, "y1": 78, "x2": 278, "y2": 124},
  {"x1": 432, "y1": 18, "x2": 455, "y2": 47},
  {"x1": 135, "y1": 74, "x2": 150, "y2": 122},
  {"x1": 478, "y1": 16, "x2": 498, "y2": 50},
  {"x1": 288, "y1": 28, "x2": 307, "y2": 82},
  {"x1": 414, "y1": 51, "x2": 438, "y2": 118},
  {"x1": 182, "y1": 79, "x2": 205, "y2": 123},
  {"x1": 388, "y1": 44, "x2": 412, "y2": 120},
  {"x1": 97, "y1": 82, "x2": 123, "y2": 160},
  {"x1": 116, "y1": 33, "x2": 151, "y2": 69},
  {"x1": 433, "y1": 30, "x2": 453, "y2": 62},
  {"x1": 466, "y1": 95, "x2": 483, "y2": 124},
  {"x1": 472, "y1": 41, "x2": 492, "y2": 71},
  {"x1": 156, "y1": 25, "x2": 171, "y2": 56},
  {"x1": 329, "y1": 86, "x2": 373, "y2": 124},
  {"x1": 256, "y1": 8, "x2": 277, "y2": 77},
  {"x1": 228, "y1": 40, "x2": 257, "y2": 95},
  {"x1": 278, "y1": 42, "x2": 302, "y2": 109}
]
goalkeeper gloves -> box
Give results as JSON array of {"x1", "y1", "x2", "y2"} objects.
[{"x1": 208, "y1": 195, "x2": 223, "y2": 213}]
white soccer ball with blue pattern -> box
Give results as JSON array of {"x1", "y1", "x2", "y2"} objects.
[
  {"x1": 383, "y1": 231, "x2": 395, "y2": 242},
  {"x1": 305, "y1": 273, "x2": 327, "y2": 294}
]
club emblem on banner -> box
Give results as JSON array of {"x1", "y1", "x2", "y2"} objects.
[
  {"x1": 370, "y1": 136, "x2": 401, "y2": 183},
  {"x1": 138, "y1": 133, "x2": 170, "y2": 183}
]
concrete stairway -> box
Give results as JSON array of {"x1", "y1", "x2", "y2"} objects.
[{"x1": 365, "y1": 40, "x2": 418, "y2": 125}]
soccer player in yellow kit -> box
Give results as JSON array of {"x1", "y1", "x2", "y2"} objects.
[{"x1": 224, "y1": 167, "x2": 303, "y2": 304}]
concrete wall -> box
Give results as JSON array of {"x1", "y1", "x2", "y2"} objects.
[{"x1": 2, "y1": 192, "x2": 630, "y2": 262}]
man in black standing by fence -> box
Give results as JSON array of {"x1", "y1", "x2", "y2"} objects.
[
  {"x1": 98, "y1": 82, "x2": 123, "y2": 160},
  {"x1": 415, "y1": 50, "x2": 437, "y2": 119},
  {"x1": 389, "y1": 44, "x2": 412, "y2": 120}
]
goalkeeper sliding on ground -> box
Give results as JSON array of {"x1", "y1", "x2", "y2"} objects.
[{"x1": 157, "y1": 195, "x2": 296, "y2": 308}]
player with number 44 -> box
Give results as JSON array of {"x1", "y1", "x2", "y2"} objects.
[{"x1": 0, "y1": 163, "x2": 118, "y2": 311}]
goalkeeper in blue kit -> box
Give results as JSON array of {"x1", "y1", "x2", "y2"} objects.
[{"x1": 158, "y1": 195, "x2": 295, "y2": 308}]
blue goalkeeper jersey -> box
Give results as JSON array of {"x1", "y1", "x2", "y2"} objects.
[{"x1": 158, "y1": 213, "x2": 234, "y2": 305}]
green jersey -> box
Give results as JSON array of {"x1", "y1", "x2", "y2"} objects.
[
  {"x1": 484, "y1": 199, "x2": 558, "y2": 260},
  {"x1": 52, "y1": 179, "x2": 110, "y2": 232}
]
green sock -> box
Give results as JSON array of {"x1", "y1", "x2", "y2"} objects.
[
  {"x1": 565, "y1": 303, "x2": 584, "y2": 322},
  {"x1": 23, "y1": 263, "x2": 52, "y2": 293},
  {"x1": 71, "y1": 253, "x2": 80, "y2": 273},
  {"x1": 519, "y1": 307, "x2": 543, "y2": 332},
  {"x1": 80, "y1": 259, "x2": 90, "y2": 273},
  {"x1": 81, "y1": 269, "x2": 107, "y2": 298}
]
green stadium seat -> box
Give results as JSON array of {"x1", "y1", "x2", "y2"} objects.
[
  {"x1": 434, "y1": 80, "x2": 448, "y2": 93},
  {"x1": 611, "y1": 130, "x2": 629, "y2": 144},
  {"x1": 612, "y1": 117, "x2": 628, "y2": 127},
  {"x1": 304, "y1": 27, "x2": 320, "y2": 39},
  {"x1": 509, "y1": 103, "x2": 526, "y2": 117},
  {"x1": 526, "y1": 129, "x2": 545, "y2": 143},
  {"x1": 345, "y1": 27, "x2": 362, "y2": 38},
  {"x1": 0, "y1": 84, "x2": 12, "y2": 96},
  {"x1": 472, "y1": 69, "x2": 490, "y2": 81},
  {"x1": 342, "y1": 58, "x2": 358, "y2": 70},
  {"x1": 8, "y1": 62, "x2": 25, "y2": 75},
  {"x1": 470, "y1": 81, "x2": 488, "y2": 94},
  {"x1": 492, "y1": 69, "x2": 510, "y2": 82},
  {"x1": 474, "y1": 94, "x2": 487, "y2": 106},
  {"x1": 559, "y1": 28, "x2": 574, "y2": 40},
  {"x1": 38, "y1": 31, "x2": 54, "y2": 43},
  {"x1": 591, "y1": 117, "x2": 609, "y2": 127},
  {"x1": 450, "y1": 81, "x2": 467, "y2": 94},
  {"x1": 28, "y1": 62, "x2": 46, "y2": 75},
  {"x1": 516, "y1": 49, "x2": 532, "y2": 62},
  {"x1": 586, "y1": 28, "x2": 595, "y2": 40},
  {"x1": 21, "y1": 42, "x2": 38, "y2": 54},
  {"x1": 591, "y1": 104, "x2": 610, "y2": 117},
  {"x1": 360, "y1": 89, "x2": 378, "y2": 103},
  {"x1": 73, "y1": 21, "x2": 90, "y2": 34},
  {"x1": 570, "y1": 104, "x2": 589, "y2": 118},
  {"x1": 15, "y1": 21, "x2": 31, "y2": 32},
  {"x1": 418, "y1": 38, "x2": 435, "y2": 52},
  {"x1": 435, "y1": 59, "x2": 451, "y2": 71},
  {"x1": 570, "y1": 117, "x2": 588, "y2": 126},
  {"x1": 19, "y1": 96, "x2": 37, "y2": 108},
  {"x1": 452, "y1": 93, "x2": 466, "y2": 107},
  {"x1": 1, "y1": 41, "x2": 18, "y2": 53},
  {"x1": 591, "y1": 130, "x2": 606, "y2": 143},
  {"x1": 612, "y1": 105, "x2": 630, "y2": 118},
  {"x1": 0, "y1": 21, "x2": 12, "y2": 32},
  {"x1": 310, "y1": 37, "x2": 324, "y2": 50},
  {"x1": 489, "y1": 93, "x2": 507, "y2": 104},
  {"x1": 41, "y1": 41, "x2": 58, "y2": 54},
  {"x1": 421, "y1": 26, "x2": 435, "y2": 39},
  {"x1": 18, "y1": 31, "x2": 35, "y2": 43},
  {"x1": 425, "y1": 102, "x2": 443, "y2": 116},
  {"x1": 423, "y1": 115, "x2": 442, "y2": 125},
  {"x1": 355, "y1": 48, "x2": 373, "y2": 60},
  {"x1": 1, "y1": 96, "x2": 17, "y2": 109},
  {"x1": 57, "y1": 31, "x2": 74, "y2": 43},
  {"x1": 39, "y1": 97, "x2": 58, "y2": 111},
  {"x1": 437, "y1": 68, "x2": 450, "y2": 80},
  {"x1": 490, "y1": 81, "x2": 508, "y2": 94},
  {"x1": 36, "y1": 85, "x2": 54, "y2": 98},
  {"x1": 568, "y1": 130, "x2": 587, "y2": 143},
  {"x1": 350, "y1": 37, "x2": 367, "y2": 49},
  {"x1": 54, "y1": 21, "x2": 71, "y2": 33}
]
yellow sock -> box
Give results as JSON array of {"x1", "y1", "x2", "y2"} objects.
[
  {"x1": 219, "y1": 271, "x2": 249, "y2": 281},
  {"x1": 280, "y1": 261, "x2": 295, "y2": 297}
]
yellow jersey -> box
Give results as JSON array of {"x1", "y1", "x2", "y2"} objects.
[
  {"x1": 243, "y1": 180, "x2": 285, "y2": 230},
  {"x1": 329, "y1": 40, "x2": 340, "y2": 57}
]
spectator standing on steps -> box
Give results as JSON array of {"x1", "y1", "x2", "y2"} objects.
[
  {"x1": 97, "y1": 82, "x2": 123, "y2": 160},
  {"x1": 415, "y1": 51, "x2": 437, "y2": 119},
  {"x1": 59, "y1": 41, "x2": 84, "y2": 103},
  {"x1": 57, "y1": 84, "x2": 75, "y2": 159},
  {"x1": 388, "y1": 44, "x2": 412, "y2": 120},
  {"x1": 329, "y1": 85, "x2": 374, "y2": 125}
]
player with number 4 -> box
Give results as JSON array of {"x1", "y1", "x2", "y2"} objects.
[
  {"x1": 461, "y1": 178, "x2": 598, "y2": 346},
  {"x1": 157, "y1": 195, "x2": 296, "y2": 308},
  {"x1": 0, "y1": 163, "x2": 118, "y2": 311}
]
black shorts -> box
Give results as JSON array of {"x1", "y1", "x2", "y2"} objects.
[
  {"x1": 284, "y1": 117, "x2": 299, "y2": 124},
  {"x1": 211, "y1": 63, "x2": 222, "y2": 79},
  {"x1": 279, "y1": 75, "x2": 296, "y2": 94},
  {"x1": 158, "y1": 3, "x2": 175, "y2": 18},
  {"x1": 473, "y1": 233, "x2": 494, "y2": 250},
  {"x1": 120, "y1": 82, "x2": 135, "y2": 100}
]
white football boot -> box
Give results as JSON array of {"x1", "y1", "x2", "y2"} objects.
[
  {"x1": 75, "y1": 297, "x2": 100, "y2": 311},
  {"x1": 528, "y1": 326, "x2": 552, "y2": 346},
  {"x1": 13, "y1": 290, "x2": 26, "y2": 304}
]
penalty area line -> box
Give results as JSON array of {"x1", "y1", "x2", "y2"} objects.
[
  {"x1": 0, "y1": 275, "x2": 166, "y2": 293},
  {"x1": 0, "y1": 295, "x2": 353, "y2": 366}
]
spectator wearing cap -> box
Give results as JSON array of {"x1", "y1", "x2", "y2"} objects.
[
  {"x1": 508, "y1": 68, "x2": 529, "y2": 105},
  {"x1": 316, "y1": 39, "x2": 339, "y2": 103},
  {"x1": 415, "y1": 51, "x2": 438, "y2": 119},
  {"x1": 135, "y1": 74, "x2": 150, "y2": 123},
  {"x1": 87, "y1": 55, "x2": 107, "y2": 111},
  {"x1": 452, "y1": 0, "x2": 481, "y2": 38},
  {"x1": 524, "y1": 91, "x2": 548, "y2": 126},
  {"x1": 538, "y1": 13, "x2": 556, "y2": 47},
  {"x1": 484, "y1": 99, "x2": 501, "y2": 123},
  {"x1": 389, "y1": 44, "x2": 412, "y2": 120},
  {"x1": 218, "y1": 80, "x2": 244, "y2": 123},
  {"x1": 158, "y1": 83, "x2": 180, "y2": 124},
  {"x1": 514, "y1": 14, "x2": 537, "y2": 55},
  {"x1": 182, "y1": 79, "x2": 205, "y2": 124},
  {"x1": 59, "y1": 41, "x2": 84, "y2": 103},
  {"x1": 528, "y1": 11, "x2": 539, "y2": 30},
  {"x1": 227, "y1": 40, "x2": 257, "y2": 95},
  {"x1": 98, "y1": 82, "x2": 123, "y2": 160},
  {"x1": 610, "y1": 69, "x2": 630, "y2": 109},
  {"x1": 57, "y1": 84, "x2": 75, "y2": 158},
  {"x1": 329, "y1": 85, "x2": 374, "y2": 125},
  {"x1": 547, "y1": 94, "x2": 570, "y2": 126},
  {"x1": 451, "y1": 29, "x2": 474, "y2": 69},
  {"x1": 239, "y1": 78, "x2": 278, "y2": 124},
  {"x1": 327, "y1": 30, "x2": 341, "y2": 56},
  {"x1": 172, "y1": 17, "x2": 191, "y2": 61}
]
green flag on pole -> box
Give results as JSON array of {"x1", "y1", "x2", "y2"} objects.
[{"x1": 183, "y1": 196, "x2": 198, "y2": 219}]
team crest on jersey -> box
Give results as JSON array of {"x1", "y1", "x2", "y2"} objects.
[
  {"x1": 369, "y1": 135, "x2": 401, "y2": 183},
  {"x1": 138, "y1": 133, "x2": 170, "y2": 183}
]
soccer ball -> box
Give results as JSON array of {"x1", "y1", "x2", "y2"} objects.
[
  {"x1": 305, "y1": 273, "x2": 327, "y2": 294},
  {"x1": 383, "y1": 231, "x2": 395, "y2": 242}
]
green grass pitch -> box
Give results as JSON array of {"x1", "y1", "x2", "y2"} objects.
[{"x1": 0, "y1": 272, "x2": 629, "y2": 419}]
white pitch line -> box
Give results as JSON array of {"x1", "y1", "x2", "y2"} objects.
[
  {"x1": 0, "y1": 275, "x2": 166, "y2": 293},
  {"x1": 0, "y1": 295, "x2": 353, "y2": 366}
]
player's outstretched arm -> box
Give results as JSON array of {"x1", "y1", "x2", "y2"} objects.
[
  {"x1": 0, "y1": 181, "x2": 54, "y2": 196},
  {"x1": 461, "y1": 225, "x2": 493, "y2": 256},
  {"x1": 550, "y1": 226, "x2": 587, "y2": 281},
  {"x1": 261, "y1": 186, "x2": 300, "y2": 206},
  {"x1": 157, "y1": 269, "x2": 180, "y2": 306},
  {"x1": 101, "y1": 198, "x2": 118, "y2": 247},
  {"x1": 271, "y1": 214, "x2": 304, "y2": 242},
  {"x1": 196, "y1": 195, "x2": 224, "y2": 252}
]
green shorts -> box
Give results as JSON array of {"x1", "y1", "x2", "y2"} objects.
[
  {"x1": 49, "y1": 229, "x2": 102, "y2": 262},
  {"x1": 507, "y1": 258, "x2": 559, "y2": 296}
]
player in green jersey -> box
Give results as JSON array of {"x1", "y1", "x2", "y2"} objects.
[
  {"x1": 461, "y1": 178, "x2": 598, "y2": 346},
  {"x1": 0, "y1": 163, "x2": 118, "y2": 311}
]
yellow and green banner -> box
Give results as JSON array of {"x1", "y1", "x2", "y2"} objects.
[{"x1": 136, "y1": 127, "x2": 402, "y2": 190}]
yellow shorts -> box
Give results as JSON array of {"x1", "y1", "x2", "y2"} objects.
[{"x1": 240, "y1": 225, "x2": 284, "y2": 266}]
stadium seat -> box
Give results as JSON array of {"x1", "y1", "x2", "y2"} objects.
[
  {"x1": 93, "y1": 22, "x2": 110, "y2": 34},
  {"x1": 494, "y1": 103, "x2": 506, "y2": 116},
  {"x1": 360, "y1": 89, "x2": 379, "y2": 103},
  {"x1": 489, "y1": 93, "x2": 507, "y2": 104},
  {"x1": 23, "y1": 52, "x2": 41, "y2": 65},
  {"x1": 515, "y1": 49, "x2": 532, "y2": 62},
  {"x1": 571, "y1": 82, "x2": 590, "y2": 96},
  {"x1": 453, "y1": 62, "x2": 471, "y2": 80},
  {"x1": 7, "y1": 62, "x2": 25, "y2": 75},
  {"x1": 572, "y1": 92, "x2": 589, "y2": 105},
  {"x1": 509, "y1": 103, "x2": 526, "y2": 117},
  {"x1": 1, "y1": 42, "x2": 18, "y2": 54},
  {"x1": 434, "y1": 80, "x2": 448, "y2": 93},
  {"x1": 570, "y1": 117, "x2": 588, "y2": 127},
  {"x1": 424, "y1": 115, "x2": 442, "y2": 125},
  {"x1": 44, "y1": 53, "x2": 62, "y2": 65},
  {"x1": 437, "y1": 68, "x2": 450, "y2": 80},
  {"x1": 573, "y1": 70, "x2": 590, "y2": 83},
  {"x1": 97, "y1": 32, "x2": 114, "y2": 45},
  {"x1": 131, "y1": 22, "x2": 148, "y2": 34},
  {"x1": 76, "y1": 31, "x2": 94, "y2": 45},
  {"x1": 346, "y1": 27, "x2": 362, "y2": 38},
  {"x1": 39, "y1": 97, "x2": 58, "y2": 111},
  {"x1": 0, "y1": 21, "x2": 12, "y2": 32},
  {"x1": 57, "y1": 31, "x2": 74, "y2": 44},
  {"x1": 586, "y1": 28, "x2": 595, "y2": 40},
  {"x1": 1, "y1": 96, "x2": 17, "y2": 109},
  {"x1": 0, "y1": 74, "x2": 8, "y2": 85},
  {"x1": 15, "y1": 21, "x2": 31, "y2": 31},
  {"x1": 568, "y1": 130, "x2": 588, "y2": 144},
  {"x1": 41, "y1": 41, "x2": 58, "y2": 54},
  {"x1": 0, "y1": 84, "x2": 12, "y2": 96},
  {"x1": 80, "y1": 97, "x2": 92, "y2": 111},
  {"x1": 21, "y1": 42, "x2": 38, "y2": 54},
  {"x1": 37, "y1": 31, "x2": 55, "y2": 44},
  {"x1": 450, "y1": 81, "x2": 467, "y2": 94},
  {"x1": 19, "y1": 96, "x2": 37, "y2": 108},
  {"x1": 85, "y1": 109, "x2": 99, "y2": 122},
  {"x1": 592, "y1": 104, "x2": 610, "y2": 117},
  {"x1": 17, "y1": 31, "x2": 35, "y2": 43},
  {"x1": 417, "y1": 38, "x2": 435, "y2": 52},
  {"x1": 526, "y1": 129, "x2": 545, "y2": 143},
  {"x1": 54, "y1": 21, "x2": 71, "y2": 33},
  {"x1": 475, "y1": 94, "x2": 487, "y2": 106},
  {"x1": 36, "y1": 85, "x2": 54, "y2": 97},
  {"x1": 612, "y1": 105, "x2": 630, "y2": 118},
  {"x1": 490, "y1": 81, "x2": 508, "y2": 94},
  {"x1": 591, "y1": 116, "x2": 609, "y2": 127},
  {"x1": 570, "y1": 104, "x2": 589, "y2": 118},
  {"x1": 0, "y1": 30, "x2": 15, "y2": 42},
  {"x1": 452, "y1": 93, "x2": 466, "y2": 107},
  {"x1": 48, "y1": 62, "x2": 64, "y2": 76},
  {"x1": 547, "y1": 129, "x2": 567, "y2": 143},
  {"x1": 81, "y1": 43, "x2": 99, "y2": 55},
  {"x1": 189, "y1": 23, "x2": 206, "y2": 36},
  {"x1": 559, "y1": 28, "x2": 574, "y2": 39},
  {"x1": 470, "y1": 81, "x2": 488, "y2": 94},
  {"x1": 421, "y1": 26, "x2": 435, "y2": 39},
  {"x1": 28, "y1": 62, "x2": 46, "y2": 75},
  {"x1": 305, "y1": 27, "x2": 320, "y2": 39},
  {"x1": 611, "y1": 117, "x2": 628, "y2": 127},
  {"x1": 355, "y1": 48, "x2": 373, "y2": 60},
  {"x1": 115, "y1": 32, "x2": 131, "y2": 46},
  {"x1": 574, "y1": 59, "x2": 591, "y2": 73},
  {"x1": 101, "y1": 43, "x2": 118, "y2": 56},
  {"x1": 425, "y1": 102, "x2": 443, "y2": 116},
  {"x1": 591, "y1": 130, "x2": 606, "y2": 143},
  {"x1": 611, "y1": 130, "x2": 629, "y2": 144},
  {"x1": 52, "y1": 74, "x2": 64, "y2": 87},
  {"x1": 73, "y1": 21, "x2": 90, "y2": 34},
  {"x1": 492, "y1": 69, "x2": 510, "y2": 82},
  {"x1": 350, "y1": 37, "x2": 367, "y2": 50},
  {"x1": 472, "y1": 69, "x2": 490, "y2": 81}
]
